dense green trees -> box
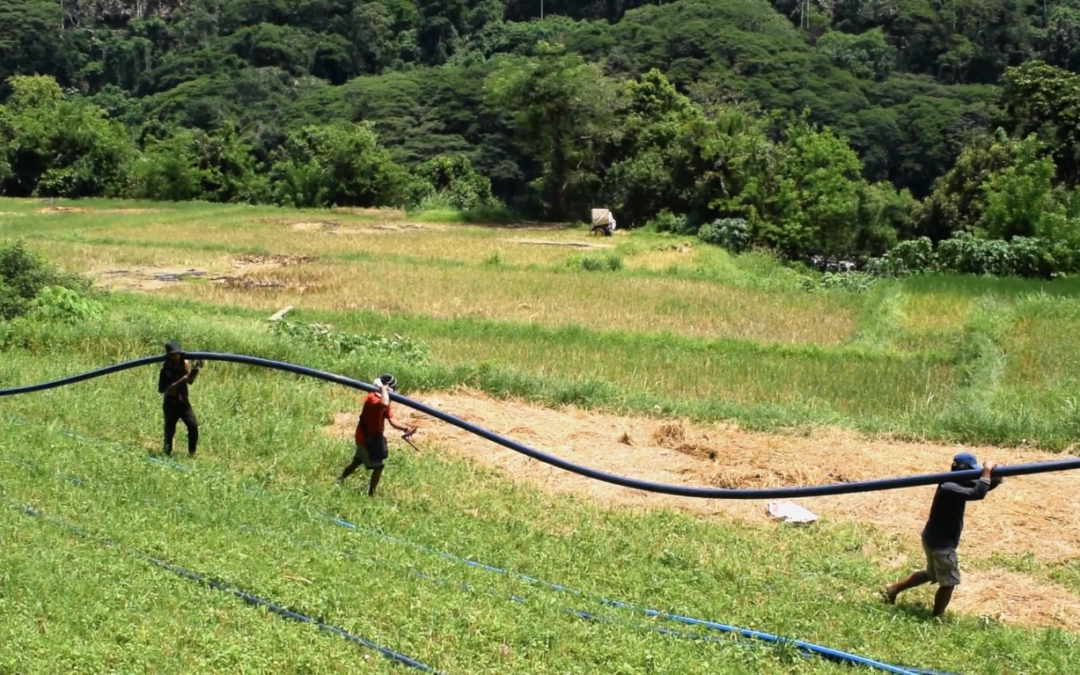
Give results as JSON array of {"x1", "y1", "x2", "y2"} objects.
[
  {"x1": 0, "y1": 76, "x2": 134, "y2": 198},
  {"x1": 2, "y1": 0, "x2": 1080, "y2": 277}
]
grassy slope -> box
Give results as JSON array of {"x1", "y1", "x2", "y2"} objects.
[
  {"x1": 2, "y1": 349, "x2": 1077, "y2": 674},
  {"x1": 3, "y1": 198, "x2": 1080, "y2": 672},
  {"x1": 4, "y1": 198, "x2": 1080, "y2": 448}
]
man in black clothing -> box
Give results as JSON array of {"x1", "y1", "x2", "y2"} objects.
[
  {"x1": 158, "y1": 341, "x2": 202, "y2": 456},
  {"x1": 882, "y1": 452, "x2": 1001, "y2": 617}
]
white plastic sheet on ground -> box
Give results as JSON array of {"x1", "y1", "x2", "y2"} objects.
[{"x1": 767, "y1": 501, "x2": 819, "y2": 524}]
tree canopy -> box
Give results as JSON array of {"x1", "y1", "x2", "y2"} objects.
[{"x1": 2, "y1": 0, "x2": 1080, "y2": 277}]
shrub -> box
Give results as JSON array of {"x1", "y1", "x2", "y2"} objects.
[
  {"x1": 801, "y1": 271, "x2": 877, "y2": 293},
  {"x1": 0, "y1": 240, "x2": 92, "y2": 320},
  {"x1": 27, "y1": 286, "x2": 104, "y2": 323},
  {"x1": 646, "y1": 210, "x2": 691, "y2": 234},
  {"x1": 567, "y1": 252, "x2": 623, "y2": 272},
  {"x1": 865, "y1": 236, "x2": 934, "y2": 277},
  {"x1": 867, "y1": 233, "x2": 1080, "y2": 279},
  {"x1": 406, "y1": 155, "x2": 498, "y2": 211},
  {"x1": 935, "y1": 233, "x2": 1015, "y2": 276},
  {"x1": 697, "y1": 218, "x2": 750, "y2": 253},
  {"x1": 270, "y1": 320, "x2": 430, "y2": 364}
]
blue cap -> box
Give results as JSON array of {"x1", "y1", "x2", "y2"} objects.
[{"x1": 953, "y1": 452, "x2": 979, "y2": 470}]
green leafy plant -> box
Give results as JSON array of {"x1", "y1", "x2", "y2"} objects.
[
  {"x1": 697, "y1": 218, "x2": 750, "y2": 253},
  {"x1": 0, "y1": 240, "x2": 92, "y2": 320},
  {"x1": 801, "y1": 271, "x2": 877, "y2": 293},
  {"x1": 270, "y1": 320, "x2": 430, "y2": 364},
  {"x1": 646, "y1": 210, "x2": 691, "y2": 234},
  {"x1": 27, "y1": 286, "x2": 104, "y2": 323},
  {"x1": 567, "y1": 252, "x2": 623, "y2": 272}
]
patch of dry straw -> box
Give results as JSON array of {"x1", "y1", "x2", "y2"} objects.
[
  {"x1": 326, "y1": 388, "x2": 1080, "y2": 563},
  {"x1": 949, "y1": 570, "x2": 1080, "y2": 632},
  {"x1": 324, "y1": 388, "x2": 1080, "y2": 631}
]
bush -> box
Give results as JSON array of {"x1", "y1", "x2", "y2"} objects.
[
  {"x1": 801, "y1": 271, "x2": 877, "y2": 293},
  {"x1": 935, "y1": 233, "x2": 1016, "y2": 276},
  {"x1": 406, "y1": 155, "x2": 498, "y2": 212},
  {"x1": 646, "y1": 210, "x2": 691, "y2": 234},
  {"x1": 567, "y1": 252, "x2": 623, "y2": 272},
  {"x1": 269, "y1": 122, "x2": 409, "y2": 208},
  {"x1": 270, "y1": 320, "x2": 430, "y2": 364},
  {"x1": 867, "y1": 233, "x2": 1080, "y2": 279},
  {"x1": 865, "y1": 236, "x2": 934, "y2": 277},
  {"x1": 0, "y1": 240, "x2": 92, "y2": 320},
  {"x1": 697, "y1": 218, "x2": 750, "y2": 253},
  {"x1": 27, "y1": 286, "x2": 104, "y2": 323}
]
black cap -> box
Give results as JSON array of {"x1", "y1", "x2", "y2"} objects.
[{"x1": 164, "y1": 341, "x2": 182, "y2": 355}]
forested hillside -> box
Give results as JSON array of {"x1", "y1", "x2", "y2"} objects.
[{"x1": 2, "y1": 0, "x2": 1080, "y2": 275}]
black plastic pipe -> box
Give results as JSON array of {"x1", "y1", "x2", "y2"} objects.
[{"x1": 4, "y1": 352, "x2": 1079, "y2": 499}]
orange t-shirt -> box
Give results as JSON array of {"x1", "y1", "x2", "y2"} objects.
[{"x1": 355, "y1": 392, "x2": 392, "y2": 444}]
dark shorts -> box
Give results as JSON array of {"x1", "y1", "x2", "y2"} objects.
[
  {"x1": 353, "y1": 435, "x2": 388, "y2": 470},
  {"x1": 922, "y1": 542, "x2": 961, "y2": 586}
]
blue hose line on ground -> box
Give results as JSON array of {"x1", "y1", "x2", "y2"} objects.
[
  {"x1": 5, "y1": 497, "x2": 443, "y2": 674},
  {"x1": 5, "y1": 457, "x2": 745, "y2": 656},
  {"x1": 2, "y1": 432, "x2": 943, "y2": 675},
  {"x1": 2, "y1": 352, "x2": 1080, "y2": 499},
  {"x1": 4, "y1": 460, "x2": 926, "y2": 675}
]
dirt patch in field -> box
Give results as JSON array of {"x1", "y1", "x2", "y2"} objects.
[
  {"x1": 38, "y1": 206, "x2": 91, "y2": 214},
  {"x1": 37, "y1": 206, "x2": 163, "y2": 215},
  {"x1": 323, "y1": 389, "x2": 1080, "y2": 631},
  {"x1": 322, "y1": 389, "x2": 1080, "y2": 564},
  {"x1": 511, "y1": 239, "x2": 614, "y2": 249},
  {"x1": 254, "y1": 218, "x2": 340, "y2": 232},
  {"x1": 331, "y1": 207, "x2": 407, "y2": 219},
  {"x1": 257, "y1": 218, "x2": 437, "y2": 234},
  {"x1": 211, "y1": 276, "x2": 288, "y2": 290},
  {"x1": 95, "y1": 267, "x2": 209, "y2": 291},
  {"x1": 369, "y1": 222, "x2": 434, "y2": 232},
  {"x1": 94, "y1": 256, "x2": 316, "y2": 292},
  {"x1": 231, "y1": 254, "x2": 316, "y2": 269},
  {"x1": 948, "y1": 569, "x2": 1080, "y2": 632}
]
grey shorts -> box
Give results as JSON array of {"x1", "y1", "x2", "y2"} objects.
[
  {"x1": 923, "y1": 542, "x2": 961, "y2": 586},
  {"x1": 353, "y1": 436, "x2": 387, "y2": 470}
]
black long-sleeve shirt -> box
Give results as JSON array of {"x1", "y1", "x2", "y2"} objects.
[
  {"x1": 158, "y1": 362, "x2": 191, "y2": 406},
  {"x1": 921, "y1": 478, "x2": 993, "y2": 550}
]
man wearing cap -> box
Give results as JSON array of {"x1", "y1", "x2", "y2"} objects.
[
  {"x1": 336, "y1": 374, "x2": 415, "y2": 497},
  {"x1": 157, "y1": 341, "x2": 202, "y2": 456},
  {"x1": 881, "y1": 452, "x2": 1001, "y2": 617}
]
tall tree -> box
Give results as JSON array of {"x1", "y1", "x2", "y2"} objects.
[
  {"x1": 484, "y1": 42, "x2": 616, "y2": 220},
  {"x1": 999, "y1": 61, "x2": 1080, "y2": 185}
]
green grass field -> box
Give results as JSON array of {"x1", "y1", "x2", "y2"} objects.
[{"x1": 2, "y1": 198, "x2": 1080, "y2": 673}]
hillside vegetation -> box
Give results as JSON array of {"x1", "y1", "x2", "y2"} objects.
[{"x1": 3, "y1": 0, "x2": 1080, "y2": 277}]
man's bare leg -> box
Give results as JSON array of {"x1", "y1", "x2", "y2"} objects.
[
  {"x1": 933, "y1": 585, "x2": 955, "y2": 616},
  {"x1": 368, "y1": 467, "x2": 383, "y2": 497},
  {"x1": 882, "y1": 570, "x2": 932, "y2": 603},
  {"x1": 337, "y1": 459, "x2": 361, "y2": 482}
]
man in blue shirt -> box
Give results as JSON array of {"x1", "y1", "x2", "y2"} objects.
[{"x1": 881, "y1": 452, "x2": 1001, "y2": 617}]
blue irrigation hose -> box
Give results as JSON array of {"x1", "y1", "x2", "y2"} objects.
[
  {"x1": 2, "y1": 352, "x2": 1080, "y2": 499},
  {"x1": 5, "y1": 498, "x2": 443, "y2": 673},
  {"x1": 7, "y1": 455, "x2": 755, "y2": 659},
  {"x1": 4, "y1": 457, "x2": 927, "y2": 675},
  {"x1": 2, "y1": 427, "x2": 946, "y2": 675}
]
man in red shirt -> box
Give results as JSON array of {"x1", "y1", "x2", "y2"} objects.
[{"x1": 336, "y1": 374, "x2": 415, "y2": 496}]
